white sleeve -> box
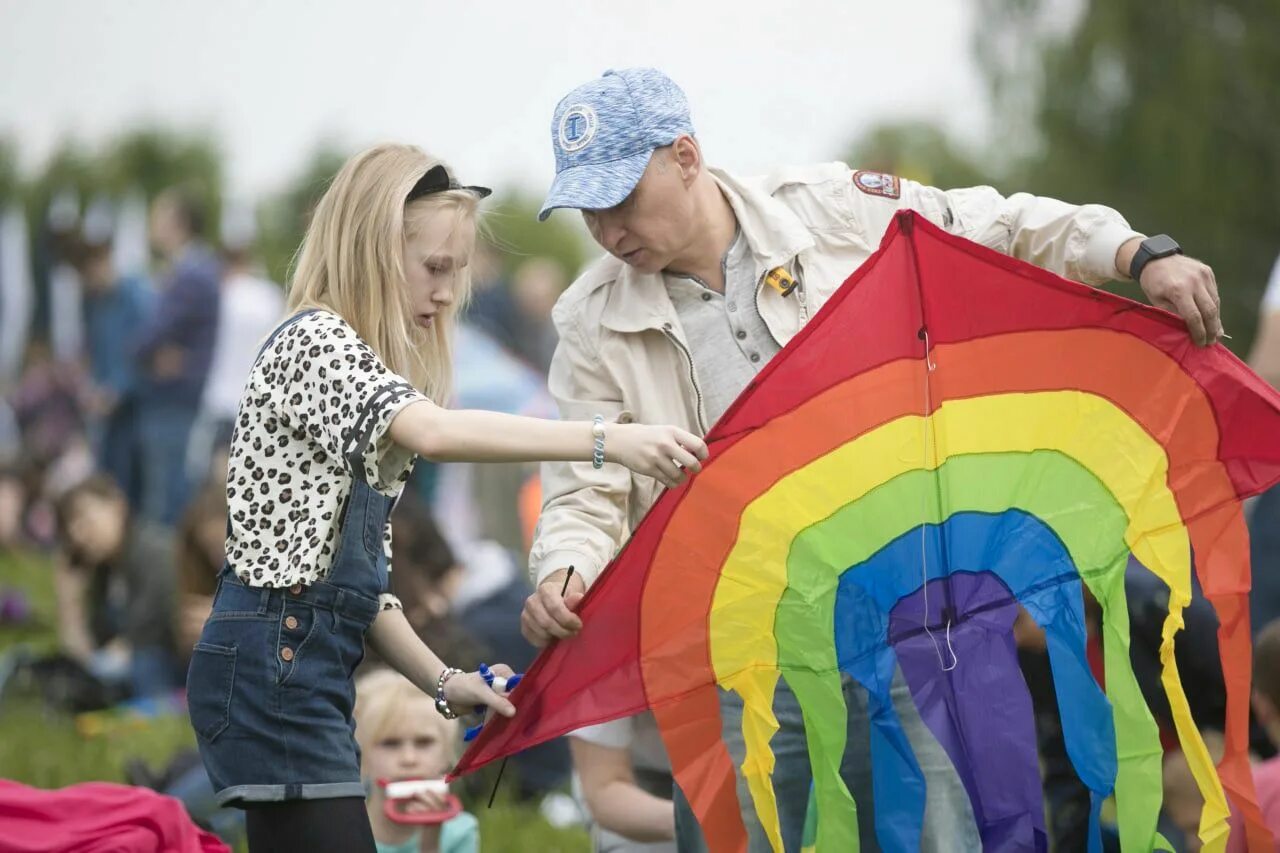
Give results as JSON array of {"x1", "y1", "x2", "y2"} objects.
[
  {"x1": 569, "y1": 716, "x2": 633, "y2": 750},
  {"x1": 1264, "y1": 255, "x2": 1280, "y2": 312}
]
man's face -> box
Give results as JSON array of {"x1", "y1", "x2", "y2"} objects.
[
  {"x1": 581, "y1": 147, "x2": 695, "y2": 274},
  {"x1": 148, "y1": 196, "x2": 184, "y2": 258},
  {"x1": 80, "y1": 250, "x2": 116, "y2": 292}
]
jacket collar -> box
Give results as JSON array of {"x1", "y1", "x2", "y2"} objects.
[{"x1": 599, "y1": 167, "x2": 814, "y2": 333}]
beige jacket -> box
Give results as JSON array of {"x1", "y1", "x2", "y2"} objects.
[{"x1": 529, "y1": 162, "x2": 1143, "y2": 587}]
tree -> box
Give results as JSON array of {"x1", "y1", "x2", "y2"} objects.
[
  {"x1": 481, "y1": 191, "x2": 588, "y2": 284},
  {"x1": 0, "y1": 139, "x2": 18, "y2": 204},
  {"x1": 844, "y1": 121, "x2": 996, "y2": 191},
  {"x1": 255, "y1": 144, "x2": 349, "y2": 286},
  {"x1": 975, "y1": 0, "x2": 1280, "y2": 352},
  {"x1": 102, "y1": 127, "x2": 223, "y2": 231}
]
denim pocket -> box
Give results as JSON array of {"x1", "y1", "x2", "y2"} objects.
[{"x1": 188, "y1": 642, "x2": 236, "y2": 742}]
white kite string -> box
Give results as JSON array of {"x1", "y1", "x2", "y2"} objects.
[{"x1": 920, "y1": 328, "x2": 957, "y2": 672}]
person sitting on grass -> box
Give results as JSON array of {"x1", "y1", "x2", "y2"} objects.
[{"x1": 52, "y1": 473, "x2": 178, "y2": 698}]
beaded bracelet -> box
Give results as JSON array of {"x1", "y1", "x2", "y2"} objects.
[
  {"x1": 434, "y1": 667, "x2": 464, "y2": 720},
  {"x1": 591, "y1": 415, "x2": 606, "y2": 470}
]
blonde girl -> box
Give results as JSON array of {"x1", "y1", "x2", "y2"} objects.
[{"x1": 186, "y1": 144, "x2": 707, "y2": 852}]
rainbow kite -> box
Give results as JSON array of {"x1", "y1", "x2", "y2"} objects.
[{"x1": 453, "y1": 212, "x2": 1280, "y2": 852}]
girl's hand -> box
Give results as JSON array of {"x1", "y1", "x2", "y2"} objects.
[
  {"x1": 442, "y1": 664, "x2": 516, "y2": 719},
  {"x1": 607, "y1": 424, "x2": 709, "y2": 489}
]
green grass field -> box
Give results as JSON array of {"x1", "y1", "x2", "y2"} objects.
[{"x1": 0, "y1": 552, "x2": 590, "y2": 852}]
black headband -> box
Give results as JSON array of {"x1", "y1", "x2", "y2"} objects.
[{"x1": 407, "y1": 164, "x2": 492, "y2": 202}]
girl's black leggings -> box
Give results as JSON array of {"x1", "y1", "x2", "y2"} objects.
[{"x1": 244, "y1": 796, "x2": 375, "y2": 852}]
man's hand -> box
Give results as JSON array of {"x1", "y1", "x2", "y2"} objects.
[
  {"x1": 520, "y1": 567, "x2": 587, "y2": 647},
  {"x1": 1119, "y1": 238, "x2": 1223, "y2": 346}
]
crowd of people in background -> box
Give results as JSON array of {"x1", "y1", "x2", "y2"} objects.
[
  {"x1": 0, "y1": 183, "x2": 575, "y2": 848},
  {"x1": 0, "y1": 175, "x2": 1278, "y2": 852}
]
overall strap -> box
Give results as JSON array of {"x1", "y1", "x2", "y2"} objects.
[{"x1": 256, "y1": 308, "x2": 321, "y2": 360}]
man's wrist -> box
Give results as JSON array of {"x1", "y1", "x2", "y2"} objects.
[
  {"x1": 533, "y1": 550, "x2": 598, "y2": 588},
  {"x1": 1114, "y1": 236, "x2": 1145, "y2": 282},
  {"x1": 1126, "y1": 234, "x2": 1183, "y2": 282}
]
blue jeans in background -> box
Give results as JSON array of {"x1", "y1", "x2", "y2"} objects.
[{"x1": 136, "y1": 402, "x2": 198, "y2": 527}]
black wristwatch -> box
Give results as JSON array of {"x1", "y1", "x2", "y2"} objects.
[{"x1": 1128, "y1": 234, "x2": 1182, "y2": 282}]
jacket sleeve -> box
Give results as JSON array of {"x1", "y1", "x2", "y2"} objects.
[
  {"x1": 898, "y1": 179, "x2": 1144, "y2": 286},
  {"x1": 527, "y1": 299, "x2": 633, "y2": 590}
]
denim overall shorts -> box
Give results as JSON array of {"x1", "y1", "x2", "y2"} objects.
[{"x1": 186, "y1": 310, "x2": 396, "y2": 806}]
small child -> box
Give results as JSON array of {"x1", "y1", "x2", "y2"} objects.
[{"x1": 355, "y1": 668, "x2": 477, "y2": 853}]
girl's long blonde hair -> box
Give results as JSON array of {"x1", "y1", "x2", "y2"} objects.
[{"x1": 288, "y1": 143, "x2": 479, "y2": 402}]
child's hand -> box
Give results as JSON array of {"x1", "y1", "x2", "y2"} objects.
[
  {"x1": 608, "y1": 424, "x2": 708, "y2": 489},
  {"x1": 442, "y1": 664, "x2": 516, "y2": 719}
]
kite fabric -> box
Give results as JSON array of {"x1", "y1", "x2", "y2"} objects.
[{"x1": 452, "y1": 211, "x2": 1280, "y2": 852}]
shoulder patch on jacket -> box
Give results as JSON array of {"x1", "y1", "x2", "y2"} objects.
[{"x1": 852, "y1": 170, "x2": 901, "y2": 199}]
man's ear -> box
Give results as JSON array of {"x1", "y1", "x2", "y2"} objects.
[{"x1": 670, "y1": 135, "x2": 701, "y2": 185}]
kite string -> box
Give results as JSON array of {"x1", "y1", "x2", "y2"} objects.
[{"x1": 920, "y1": 328, "x2": 957, "y2": 672}]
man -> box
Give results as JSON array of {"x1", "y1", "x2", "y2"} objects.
[
  {"x1": 76, "y1": 223, "x2": 155, "y2": 509},
  {"x1": 521, "y1": 68, "x2": 1222, "y2": 851},
  {"x1": 194, "y1": 207, "x2": 283, "y2": 462},
  {"x1": 135, "y1": 187, "x2": 220, "y2": 527}
]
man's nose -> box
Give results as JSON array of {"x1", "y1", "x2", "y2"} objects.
[{"x1": 601, "y1": 222, "x2": 626, "y2": 253}]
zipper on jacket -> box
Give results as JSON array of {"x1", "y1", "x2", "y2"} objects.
[{"x1": 661, "y1": 322, "x2": 708, "y2": 434}]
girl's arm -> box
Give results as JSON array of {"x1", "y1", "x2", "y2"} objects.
[
  {"x1": 365, "y1": 607, "x2": 514, "y2": 718},
  {"x1": 569, "y1": 737, "x2": 675, "y2": 843},
  {"x1": 387, "y1": 400, "x2": 706, "y2": 490},
  {"x1": 52, "y1": 553, "x2": 94, "y2": 663}
]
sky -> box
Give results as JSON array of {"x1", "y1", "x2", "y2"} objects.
[{"x1": 0, "y1": 0, "x2": 992, "y2": 201}]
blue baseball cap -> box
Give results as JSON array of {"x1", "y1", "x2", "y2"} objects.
[{"x1": 538, "y1": 68, "x2": 694, "y2": 221}]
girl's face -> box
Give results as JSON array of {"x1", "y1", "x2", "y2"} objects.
[
  {"x1": 363, "y1": 696, "x2": 454, "y2": 784},
  {"x1": 66, "y1": 492, "x2": 127, "y2": 564},
  {"x1": 403, "y1": 207, "x2": 474, "y2": 332}
]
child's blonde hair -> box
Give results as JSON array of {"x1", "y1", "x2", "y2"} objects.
[
  {"x1": 354, "y1": 668, "x2": 462, "y2": 770},
  {"x1": 288, "y1": 143, "x2": 479, "y2": 402}
]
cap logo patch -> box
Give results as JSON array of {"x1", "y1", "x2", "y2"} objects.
[{"x1": 558, "y1": 105, "x2": 598, "y2": 153}]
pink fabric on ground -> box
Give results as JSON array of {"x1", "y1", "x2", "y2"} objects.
[{"x1": 0, "y1": 780, "x2": 228, "y2": 852}]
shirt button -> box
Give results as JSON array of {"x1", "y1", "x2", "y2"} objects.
[
  {"x1": 289, "y1": 583, "x2": 303, "y2": 595},
  {"x1": 701, "y1": 292, "x2": 712, "y2": 302},
  {"x1": 750, "y1": 353, "x2": 761, "y2": 363},
  {"x1": 280, "y1": 647, "x2": 294, "y2": 662},
  {"x1": 285, "y1": 616, "x2": 299, "y2": 630},
  {"x1": 736, "y1": 330, "x2": 747, "y2": 340},
  {"x1": 728, "y1": 302, "x2": 737, "y2": 312}
]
